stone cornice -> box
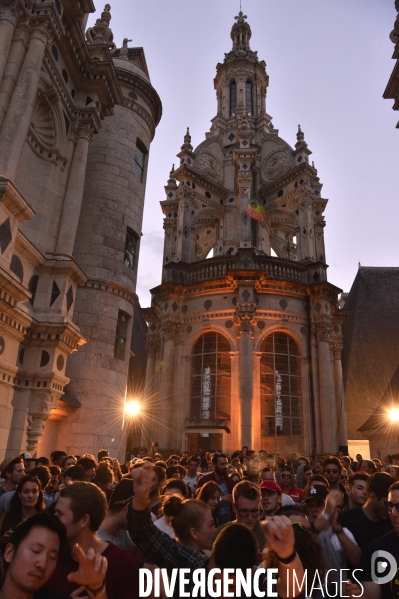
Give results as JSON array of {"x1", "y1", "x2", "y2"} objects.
[
  {"x1": 0, "y1": 177, "x2": 35, "y2": 222},
  {"x1": 81, "y1": 278, "x2": 137, "y2": 307}
]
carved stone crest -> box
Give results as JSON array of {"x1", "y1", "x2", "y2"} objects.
[
  {"x1": 262, "y1": 150, "x2": 293, "y2": 182},
  {"x1": 194, "y1": 152, "x2": 223, "y2": 183}
]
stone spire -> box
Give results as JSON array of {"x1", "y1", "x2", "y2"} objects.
[
  {"x1": 231, "y1": 11, "x2": 252, "y2": 55},
  {"x1": 294, "y1": 124, "x2": 312, "y2": 165},
  {"x1": 181, "y1": 127, "x2": 193, "y2": 152}
]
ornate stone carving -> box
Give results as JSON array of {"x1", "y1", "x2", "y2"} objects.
[
  {"x1": 29, "y1": 20, "x2": 53, "y2": 46},
  {"x1": 30, "y1": 93, "x2": 56, "y2": 147},
  {"x1": 27, "y1": 391, "x2": 58, "y2": 453},
  {"x1": 160, "y1": 321, "x2": 177, "y2": 342},
  {"x1": 13, "y1": 21, "x2": 31, "y2": 46},
  {"x1": 315, "y1": 323, "x2": 332, "y2": 343},
  {"x1": 262, "y1": 150, "x2": 293, "y2": 182},
  {"x1": 86, "y1": 4, "x2": 116, "y2": 52},
  {"x1": 194, "y1": 151, "x2": 223, "y2": 183},
  {"x1": 390, "y1": 3, "x2": 399, "y2": 44}
]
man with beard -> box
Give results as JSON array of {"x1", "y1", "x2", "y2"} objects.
[
  {"x1": 260, "y1": 480, "x2": 283, "y2": 517},
  {"x1": 344, "y1": 471, "x2": 369, "y2": 510},
  {"x1": 196, "y1": 452, "x2": 235, "y2": 524}
]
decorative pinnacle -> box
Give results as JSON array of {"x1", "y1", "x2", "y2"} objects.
[
  {"x1": 181, "y1": 127, "x2": 193, "y2": 152},
  {"x1": 296, "y1": 125, "x2": 305, "y2": 142},
  {"x1": 171, "y1": 163, "x2": 175, "y2": 173},
  {"x1": 235, "y1": 10, "x2": 247, "y2": 24}
]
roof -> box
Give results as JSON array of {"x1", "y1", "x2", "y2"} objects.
[
  {"x1": 342, "y1": 267, "x2": 399, "y2": 439},
  {"x1": 59, "y1": 385, "x2": 82, "y2": 408}
]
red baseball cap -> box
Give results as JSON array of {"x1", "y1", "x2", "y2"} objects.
[{"x1": 260, "y1": 480, "x2": 282, "y2": 494}]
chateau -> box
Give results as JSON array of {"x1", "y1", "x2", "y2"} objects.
[
  {"x1": 0, "y1": 0, "x2": 161, "y2": 460},
  {"x1": 143, "y1": 12, "x2": 347, "y2": 456}
]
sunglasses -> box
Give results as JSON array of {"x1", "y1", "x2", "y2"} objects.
[
  {"x1": 384, "y1": 501, "x2": 399, "y2": 513},
  {"x1": 238, "y1": 509, "x2": 262, "y2": 518},
  {"x1": 325, "y1": 469, "x2": 339, "y2": 474},
  {"x1": 281, "y1": 473, "x2": 293, "y2": 479}
]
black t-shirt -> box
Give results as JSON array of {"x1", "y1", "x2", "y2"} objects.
[
  {"x1": 358, "y1": 530, "x2": 399, "y2": 599},
  {"x1": 339, "y1": 507, "x2": 393, "y2": 551}
]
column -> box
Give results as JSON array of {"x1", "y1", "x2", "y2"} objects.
[
  {"x1": 228, "y1": 351, "x2": 239, "y2": 453},
  {"x1": 0, "y1": 22, "x2": 30, "y2": 129},
  {"x1": 141, "y1": 340, "x2": 157, "y2": 447},
  {"x1": 253, "y1": 352, "x2": 262, "y2": 450},
  {"x1": 27, "y1": 390, "x2": 58, "y2": 456},
  {"x1": 169, "y1": 326, "x2": 185, "y2": 450},
  {"x1": 333, "y1": 344, "x2": 348, "y2": 448},
  {"x1": 300, "y1": 357, "x2": 313, "y2": 456},
  {"x1": 237, "y1": 316, "x2": 254, "y2": 449},
  {"x1": 310, "y1": 326, "x2": 322, "y2": 453},
  {"x1": 316, "y1": 323, "x2": 338, "y2": 454},
  {"x1": 55, "y1": 126, "x2": 93, "y2": 255},
  {"x1": 0, "y1": 5, "x2": 20, "y2": 84},
  {"x1": 157, "y1": 322, "x2": 176, "y2": 450},
  {"x1": 0, "y1": 21, "x2": 52, "y2": 179}
]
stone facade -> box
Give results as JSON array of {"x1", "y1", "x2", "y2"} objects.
[
  {"x1": 143, "y1": 12, "x2": 347, "y2": 456},
  {"x1": 0, "y1": 0, "x2": 161, "y2": 460}
]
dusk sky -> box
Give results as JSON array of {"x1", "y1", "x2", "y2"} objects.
[{"x1": 88, "y1": 1, "x2": 398, "y2": 308}]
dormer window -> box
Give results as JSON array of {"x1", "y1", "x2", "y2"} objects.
[
  {"x1": 230, "y1": 81, "x2": 237, "y2": 117},
  {"x1": 246, "y1": 81, "x2": 253, "y2": 116}
]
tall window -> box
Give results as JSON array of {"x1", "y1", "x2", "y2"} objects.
[
  {"x1": 260, "y1": 332, "x2": 302, "y2": 452},
  {"x1": 124, "y1": 228, "x2": 138, "y2": 269},
  {"x1": 251, "y1": 218, "x2": 258, "y2": 248},
  {"x1": 133, "y1": 140, "x2": 147, "y2": 182},
  {"x1": 230, "y1": 81, "x2": 237, "y2": 117},
  {"x1": 114, "y1": 311, "x2": 129, "y2": 360},
  {"x1": 190, "y1": 333, "x2": 231, "y2": 420},
  {"x1": 246, "y1": 81, "x2": 253, "y2": 116}
]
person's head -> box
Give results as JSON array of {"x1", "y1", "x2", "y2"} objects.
[
  {"x1": 61, "y1": 455, "x2": 77, "y2": 472},
  {"x1": 50, "y1": 451, "x2": 67, "y2": 467},
  {"x1": 280, "y1": 466, "x2": 295, "y2": 486},
  {"x1": 20, "y1": 453, "x2": 34, "y2": 474},
  {"x1": 2, "y1": 513, "x2": 67, "y2": 594},
  {"x1": 340, "y1": 456, "x2": 351, "y2": 471},
  {"x1": 345, "y1": 472, "x2": 369, "y2": 507},
  {"x1": 312, "y1": 459, "x2": 324, "y2": 475},
  {"x1": 259, "y1": 480, "x2": 282, "y2": 516},
  {"x1": 186, "y1": 456, "x2": 200, "y2": 477},
  {"x1": 30, "y1": 466, "x2": 51, "y2": 492},
  {"x1": 323, "y1": 456, "x2": 342, "y2": 486},
  {"x1": 386, "y1": 482, "x2": 399, "y2": 534},
  {"x1": 360, "y1": 460, "x2": 377, "y2": 475},
  {"x1": 367, "y1": 472, "x2": 396, "y2": 518},
  {"x1": 93, "y1": 462, "x2": 113, "y2": 493},
  {"x1": 2, "y1": 457, "x2": 25, "y2": 486},
  {"x1": 232, "y1": 480, "x2": 261, "y2": 530},
  {"x1": 296, "y1": 456, "x2": 310, "y2": 468},
  {"x1": 212, "y1": 523, "x2": 258, "y2": 570},
  {"x1": 163, "y1": 478, "x2": 190, "y2": 498},
  {"x1": 56, "y1": 482, "x2": 107, "y2": 542},
  {"x1": 97, "y1": 449, "x2": 109, "y2": 462},
  {"x1": 259, "y1": 467, "x2": 276, "y2": 482},
  {"x1": 15, "y1": 475, "x2": 44, "y2": 511},
  {"x1": 229, "y1": 472, "x2": 241, "y2": 485},
  {"x1": 356, "y1": 454, "x2": 363, "y2": 462},
  {"x1": 196, "y1": 481, "x2": 220, "y2": 513},
  {"x1": 107, "y1": 479, "x2": 134, "y2": 528},
  {"x1": 211, "y1": 452, "x2": 229, "y2": 477},
  {"x1": 63, "y1": 465, "x2": 86, "y2": 485},
  {"x1": 304, "y1": 484, "x2": 328, "y2": 520},
  {"x1": 76, "y1": 456, "x2": 97, "y2": 482},
  {"x1": 167, "y1": 454, "x2": 180, "y2": 467},
  {"x1": 386, "y1": 465, "x2": 399, "y2": 480},
  {"x1": 35, "y1": 457, "x2": 50, "y2": 467},
  {"x1": 46, "y1": 466, "x2": 62, "y2": 493},
  {"x1": 307, "y1": 474, "x2": 329, "y2": 489},
  {"x1": 163, "y1": 496, "x2": 215, "y2": 550},
  {"x1": 138, "y1": 447, "x2": 148, "y2": 459},
  {"x1": 166, "y1": 466, "x2": 180, "y2": 480}
]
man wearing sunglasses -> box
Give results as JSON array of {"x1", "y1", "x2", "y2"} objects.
[
  {"x1": 323, "y1": 456, "x2": 346, "y2": 493},
  {"x1": 214, "y1": 480, "x2": 266, "y2": 551},
  {"x1": 279, "y1": 466, "x2": 304, "y2": 505},
  {"x1": 358, "y1": 481, "x2": 399, "y2": 598}
]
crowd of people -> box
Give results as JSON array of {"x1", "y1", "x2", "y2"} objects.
[{"x1": 0, "y1": 445, "x2": 398, "y2": 598}]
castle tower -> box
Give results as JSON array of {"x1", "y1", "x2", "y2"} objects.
[
  {"x1": 55, "y1": 31, "x2": 162, "y2": 457},
  {"x1": 144, "y1": 12, "x2": 346, "y2": 456}
]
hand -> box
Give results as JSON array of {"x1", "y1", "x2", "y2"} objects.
[
  {"x1": 326, "y1": 489, "x2": 344, "y2": 512},
  {"x1": 260, "y1": 516, "x2": 295, "y2": 559},
  {"x1": 70, "y1": 587, "x2": 88, "y2": 598},
  {"x1": 131, "y1": 463, "x2": 156, "y2": 509},
  {"x1": 67, "y1": 544, "x2": 107, "y2": 592},
  {"x1": 342, "y1": 580, "x2": 362, "y2": 598}
]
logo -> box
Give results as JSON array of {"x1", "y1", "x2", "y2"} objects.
[{"x1": 371, "y1": 550, "x2": 398, "y2": 584}]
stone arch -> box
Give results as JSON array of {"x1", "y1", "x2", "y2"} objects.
[
  {"x1": 188, "y1": 323, "x2": 236, "y2": 353},
  {"x1": 255, "y1": 323, "x2": 306, "y2": 355}
]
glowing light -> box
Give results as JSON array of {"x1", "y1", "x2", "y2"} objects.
[
  {"x1": 125, "y1": 400, "x2": 141, "y2": 417},
  {"x1": 388, "y1": 408, "x2": 399, "y2": 423}
]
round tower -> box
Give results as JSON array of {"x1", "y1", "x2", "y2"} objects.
[{"x1": 57, "y1": 32, "x2": 162, "y2": 458}]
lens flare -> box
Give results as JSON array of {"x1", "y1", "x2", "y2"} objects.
[{"x1": 125, "y1": 400, "x2": 141, "y2": 417}]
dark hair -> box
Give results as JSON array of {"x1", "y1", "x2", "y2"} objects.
[
  {"x1": 196, "y1": 481, "x2": 220, "y2": 504},
  {"x1": 211, "y1": 452, "x2": 228, "y2": 465},
  {"x1": 9, "y1": 512, "x2": 67, "y2": 554},
  {"x1": 59, "y1": 482, "x2": 107, "y2": 532},
  {"x1": 167, "y1": 454, "x2": 180, "y2": 463},
  {"x1": 61, "y1": 455, "x2": 76, "y2": 470},
  {"x1": 166, "y1": 467, "x2": 179, "y2": 479},
  {"x1": 0, "y1": 475, "x2": 44, "y2": 536},
  {"x1": 49, "y1": 465, "x2": 62, "y2": 477},
  {"x1": 36, "y1": 457, "x2": 50, "y2": 467},
  {"x1": 368, "y1": 472, "x2": 396, "y2": 500},
  {"x1": 94, "y1": 463, "x2": 113, "y2": 486},
  {"x1": 154, "y1": 460, "x2": 168, "y2": 470},
  {"x1": 163, "y1": 496, "x2": 209, "y2": 543},
  {"x1": 346, "y1": 471, "x2": 369, "y2": 488},
  {"x1": 50, "y1": 451, "x2": 67, "y2": 463},
  {"x1": 308, "y1": 474, "x2": 329, "y2": 487},
  {"x1": 163, "y1": 478, "x2": 189, "y2": 498},
  {"x1": 30, "y1": 466, "x2": 51, "y2": 490},
  {"x1": 213, "y1": 523, "x2": 258, "y2": 569},
  {"x1": 389, "y1": 481, "x2": 399, "y2": 493},
  {"x1": 361, "y1": 459, "x2": 377, "y2": 473},
  {"x1": 64, "y1": 465, "x2": 86, "y2": 482},
  {"x1": 76, "y1": 457, "x2": 97, "y2": 471},
  {"x1": 233, "y1": 480, "x2": 260, "y2": 503},
  {"x1": 323, "y1": 456, "x2": 342, "y2": 473},
  {"x1": 97, "y1": 449, "x2": 109, "y2": 461},
  {"x1": 187, "y1": 456, "x2": 200, "y2": 466}
]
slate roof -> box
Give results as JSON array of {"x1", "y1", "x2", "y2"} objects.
[{"x1": 342, "y1": 267, "x2": 399, "y2": 441}]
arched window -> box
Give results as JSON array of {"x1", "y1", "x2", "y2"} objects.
[
  {"x1": 190, "y1": 332, "x2": 231, "y2": 420},
  {"x1": 246, "y1": 81, "x2": 253, "y2": 116},
  {"x1": 260, "y1": 332, "x2": 302, "y2": 453},
  {"x1": 230, "y1": 81, "x2": 237, "y2": 117}
]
